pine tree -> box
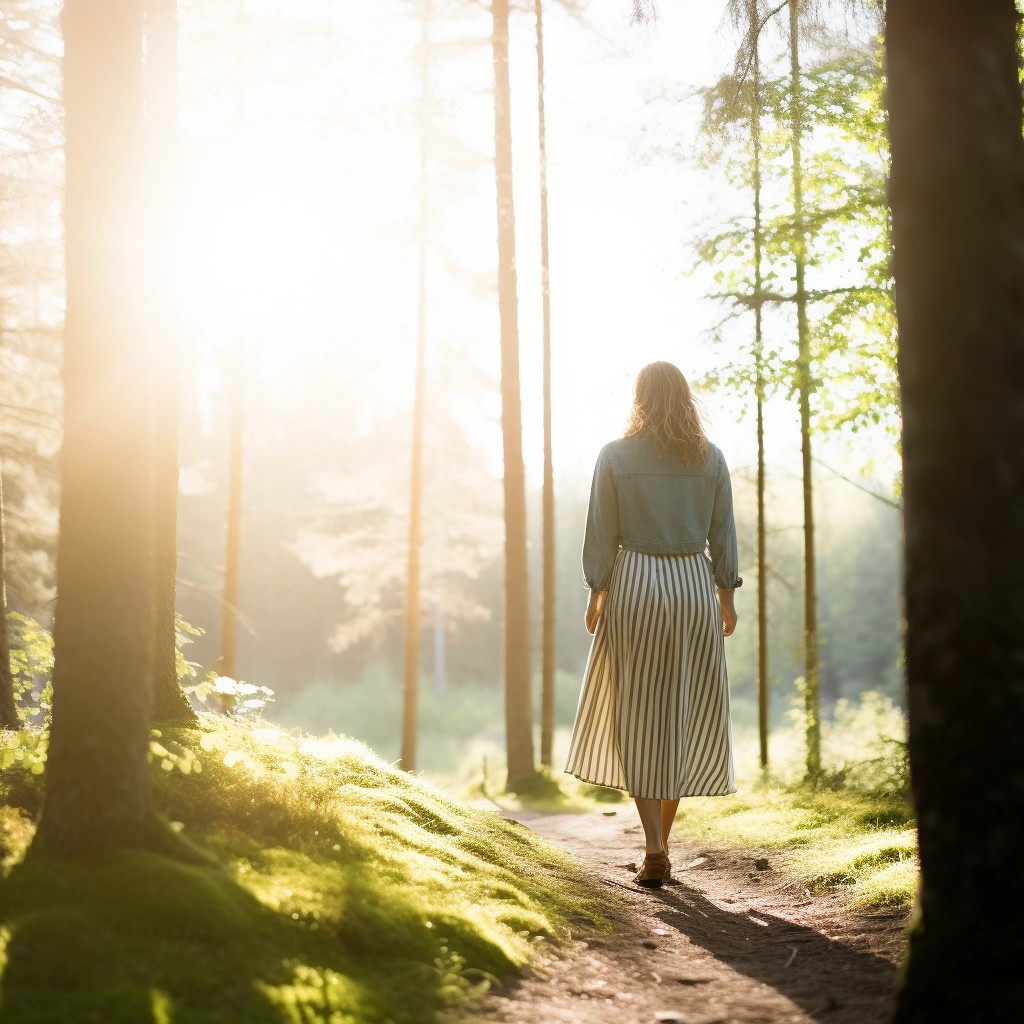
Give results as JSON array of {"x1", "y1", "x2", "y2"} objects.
[
  {"x1": 32, "y1": 0, "x2": 160, "y2": 855},
  {"x1": 400, "y1": 0, "x2": 432, "y2": 773},
  {"x1": 491, "y1": 0, "x2": 537, "y2": 792},
  {"x1": 535, "y1": 0, "x2": 557, "y2": 771},
  {"x1": 146, "y1": 0, "x2": 197, "y2": 726}
]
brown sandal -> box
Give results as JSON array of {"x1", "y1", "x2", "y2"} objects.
[{"x1": 634, "y1": 852, "x2": 671, "y2": 888}]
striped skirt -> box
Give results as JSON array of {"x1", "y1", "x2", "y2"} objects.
[{"x1": 565, "y1": 549, "x2": 735, "y2": 800}]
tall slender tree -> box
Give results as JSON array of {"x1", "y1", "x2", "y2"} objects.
[
  {"x1": 887, "y1": 1, "x2": 1024, "y2": 1017},
  {"x1": 219, "y1": 351, "x2": 244, "y2": 680},
  {"x1": 401, "y1": 0, "x2": 432, "y2": 773},
  {"x1": 535, "y1": 0, "x2": 556, "y2": 771},
  {"x1": 747, "y1": 0, "x2": 769, "y2": 771},
  {"x1": 787, "y1": 0, "x2": 820, "y2": 777},
  {"x1": 146, "y1": 0, "x2": 197, "y2": 725},
  {"x1": 491, "y1": 0, "x2": 537, "y2": 792},
  {"x1": 31, "y1": 0, "x2": 158, "y2": 855},
  {"x1": 722, "y1": 0, "x2": 773, "y2": 769},
  {"x1": 219, "y1": 0, "x2": 248, "y2": 683}
]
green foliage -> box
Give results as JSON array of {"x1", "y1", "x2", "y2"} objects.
[
  {"x1": 0, "y1": 717, "x2": 607, "y2": 1024},
  {"x1": 176, "y1": 617, "x2": 276, "y2": 720},
  {"x1": 5, "y1": 611, "x2": 53, "y2": 725},
  {"x1": 1, "y1": 614, "x2": 270, "y2": 787},
  {"x1": 186, "y1": 673, "x2": 275, "y2": 718},
  {"x1": 815, "y1": 691, "x2": 910, "y2": 800},
  {"x1": 173, "y1": 614, "x2": 205, "y2": 682},
  {"x1": 4, "y1": 612, "x2": 227, "y2": 727},
  {"x1": 0, "y1": 727, "x2": 47, "y2": 781},
  {"x1": 697, "y1": 39, "x2": 898, "y2": 446}
]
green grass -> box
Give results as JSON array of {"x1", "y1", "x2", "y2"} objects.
[
  {"x1": 672, "y1": 782, "x2": 916, "y2": 910},
  {"x1": 0, "y1": 718, "x2": 607, "y2": 1024},
  {"x1": 666, "y1": 697, "x2": 917, "y2": 912}
]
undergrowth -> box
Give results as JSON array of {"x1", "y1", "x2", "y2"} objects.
[
  {"x1": 668, "y1": 692, "x2": 916, "y2": 911},
  {"x1": 0, "y1": 717, "x2": 608, "y2": 1024}
]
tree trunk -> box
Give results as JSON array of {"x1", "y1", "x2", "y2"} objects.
[
  {"x1": 0, "y1": 458, "x2": 18, "y2": 730},
  {"x1": 219, "y1": 353, "x2": 244, "y2": 680},
  {"x1": 401, "y1": 0, "x2": 431, "y2": 773},
  {"x1": 146, "y1": 0, "x2": 197, "y2": 726},
  {"x1": 887, "y1": 2, "x2": 1024, "y2": 1017},
  {"x1": 750, "y1": 0, "x2": 769, "y2": 772},
  {"x1": 491, "y1": 0, "x2": 537, "y2": 793},
  {"x1": 536, "y1": 0, "x2": 556, "y2": 771},
  {"x1": 31, "y1": 0, "x2": 158, "y2": 855},
  {"x1": 788, "y1": 0, "x2": 819, "y2": 778}
]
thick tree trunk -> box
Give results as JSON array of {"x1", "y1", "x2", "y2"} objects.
[
  {"x1": 491, "y1": 0, "x2": 537, "y2": 792},
  {"x1": 146, "y1": 0, "x2": 196, "y2": 726},
  {"x1": 536, "y1": 0, "x2": 556, "y2": 771},
  {"x1": 401, "y1": 0, "x2": 431, "y2": 773},
  {"x1": 887, "y1": 2, "x2": 1024, "y2": 1017},
  {"x1": 0, "y1": 459, "x2": 18, "y2": 730},
  {"x1": 31, "y1": 0, "x2": 158, "y2": 855},
  {"x1": 788, "y1": 0, "x2": 819, "y2": 778}
]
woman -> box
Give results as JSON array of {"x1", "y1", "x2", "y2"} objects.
[{"x1": 565, "y1": 361, "x2": 741, "y2": 888}]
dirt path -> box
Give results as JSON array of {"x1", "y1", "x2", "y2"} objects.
[{"x1": 455, "y1": 809, "x2": 908, "y2": 1024}]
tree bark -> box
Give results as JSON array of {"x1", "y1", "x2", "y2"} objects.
[
  {"x1": 146, "y1": 0, "x2": 197, "y2": 726},
  {"x1": 788, "y1": 0, "x2": 820, "y2": 778},
  {"x1": 536, "y1": 0, "x2": 556, "y2": 771},
  {"x1": 401, "y1": 0, "x2": 431, "y2": 773},
  {"x1": 31, "y1": 0, "x2": 158, "y2": 855},
  {"x1": 219, "y1": 353, "x2": 244, "y2": 680},
  {"x1": 491, "y1": 0, "x2": 537, "y2": 792},
  {"x1": 749, "y1": 0, "x2": 769, "y2": 772},
  {"x1": 887, "y1": 2, "x2": 1024, "y2": 1017},
  {"x1": 0, "y1": 458, "x2": 18, "y2": 730}
]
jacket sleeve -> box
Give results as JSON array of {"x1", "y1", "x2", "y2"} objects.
[
  {"x1": 708, "y1": 449, "x2": 741, "y2": 589},
  {"x1": 581, "y1": 449, "x2": 619, "y2": 590}
]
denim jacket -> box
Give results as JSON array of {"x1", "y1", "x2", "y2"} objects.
[{"x1": 582, "y1": 433, "x2": 741, "y2": 591}]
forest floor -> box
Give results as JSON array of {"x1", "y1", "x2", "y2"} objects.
[{"x1": 452, "y1": 808, "x2": 908, "y2": 1024}]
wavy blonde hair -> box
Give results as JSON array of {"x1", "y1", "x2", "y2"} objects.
[{"x1": 624, "y1": 361, "x2": 709, "y2": 463}]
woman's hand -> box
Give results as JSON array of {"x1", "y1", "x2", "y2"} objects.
[
  {"x1": 585, "y1": 590, "x2": 607, "y2": 635},
  {"x1": 717, "y1": 587, "x2": 738, "y2": 637}
]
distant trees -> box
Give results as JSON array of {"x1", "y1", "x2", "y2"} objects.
[
  {"x1": 291, "y1": 409, "x2": 503, "y2": 666},
  {"x1": 887, "y1": 1, "x2": 1024, "y2": 1018},
  {"x1": 0, "y1": 0, "x2": 62, "y2": 631}
]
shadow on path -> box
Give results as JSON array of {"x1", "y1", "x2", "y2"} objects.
[{"x1": 647, "y1": 881, "x2": 900, "y2": 1020}]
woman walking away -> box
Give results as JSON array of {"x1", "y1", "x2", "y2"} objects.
[{"x1": 565, "y1": 361, "x2": 741, "y2": 888}]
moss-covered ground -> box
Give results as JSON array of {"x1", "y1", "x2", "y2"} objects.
[
  {"x1": 665, "y1": 782, "x2": 916, "y2": 910},
  {"x1": 0, "y1": 718, "x2": 607, "y2": 1024}
]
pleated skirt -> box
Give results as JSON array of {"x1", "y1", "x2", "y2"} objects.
[{"x1": 565, "y1": 548, "x2": 735, "y2": 800}]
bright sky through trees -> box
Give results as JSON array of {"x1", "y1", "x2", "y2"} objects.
[
  {"x1": 172, "y1": 6, "x2": 722, "y2": 461},
  {"x1": 168, "y1": 0, "x2": 894, "y2": 491}
]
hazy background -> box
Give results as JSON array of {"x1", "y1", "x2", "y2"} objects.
[{"x1": 1, "y1": 0, "x2": 901, "y2": 780}]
